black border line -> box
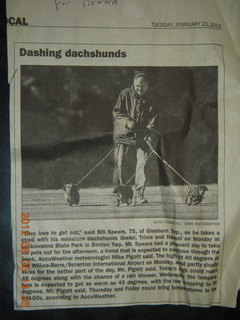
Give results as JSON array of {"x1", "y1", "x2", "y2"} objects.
[
  {"x1": 13, "y1": 41, "x2": 224, "y2": 308},
  {"x1": 8, "y1": 25, "x2": 222, "y2": 31},
  {"x1": 18, "y1": 299, "x2": 222, "y2": 309},
  {"x1": 15, "y1": 41, "x2": 222, "y2": 46},
  {"x1": 13, "y1": 41, "x2": 18, "y2": 309},
  {"x1": 29, "y1": 216, "x2": 219, "y2": 221},
  {"x1": 219, "y1": 44, "x2": 225, "y2": 306}
]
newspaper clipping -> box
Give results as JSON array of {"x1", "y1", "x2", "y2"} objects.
[{"x1": 6, "y1": 0, "x2": 240, "y2": 310}]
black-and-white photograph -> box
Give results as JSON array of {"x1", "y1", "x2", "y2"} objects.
[{"x1": 21, "y1": 65, "x2": 218, "y2": 219}]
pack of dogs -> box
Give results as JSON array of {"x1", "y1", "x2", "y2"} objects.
[
  {"x1": 63, "y1": 183, "x2": 133, "y2": 207},
  {"x1": 63, "y1": 183, "x2": 208, "y2": 207}
]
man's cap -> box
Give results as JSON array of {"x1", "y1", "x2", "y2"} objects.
[{"x1": 134, "y1": 71, "x2": 146, "y2": 77}]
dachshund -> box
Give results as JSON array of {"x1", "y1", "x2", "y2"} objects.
[
  {"x1": 186, "y1": 185, "x2": 208, "y2": 206},
  {"x1": 63, "y1": 184, "x2": 80, "y2": 206},
  {"x1": 113, "y1": 185, "x2": 133, "y2": 207}
]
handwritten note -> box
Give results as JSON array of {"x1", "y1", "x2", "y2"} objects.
[
  {"x1": 83, "y1": 0, "x2": 118, "y2": 8},
  {"x1": 55, "y1": 0, "x2": 71, "y2": 11},
  {"x1": 54, "y1": 0, "x2": 118, "y2": 12}
]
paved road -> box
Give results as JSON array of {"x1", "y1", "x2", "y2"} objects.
[{"x1": 23, "y1": 185, "x2": 218, "y2": 221}]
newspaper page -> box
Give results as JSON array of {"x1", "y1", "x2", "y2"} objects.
[{"x1": 6, "y1": 0, "x2": 240, "y2": 310}]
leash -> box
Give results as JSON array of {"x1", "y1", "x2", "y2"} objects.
[
  {"x1": 75, "y1": 141, "x2": 191, "y2": 188},
  {"x1": 76, "y1": 146, "x2": 116, "y2": 187},
  {"x1": 146, "y1": 140, "x2": 192, "y2": 187}
]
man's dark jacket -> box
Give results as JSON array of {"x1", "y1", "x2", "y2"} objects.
[{"x1": 113, "y1": 86, "x2": 158, "y2": 145}]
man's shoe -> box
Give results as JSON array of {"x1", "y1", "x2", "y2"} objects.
[{"x1": 135, "y1": 197, "x2": 148, "y2": 205}]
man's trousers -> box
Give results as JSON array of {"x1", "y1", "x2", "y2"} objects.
[{"x1": 115, "y1": 143, "x2": 149, "y2": 198}]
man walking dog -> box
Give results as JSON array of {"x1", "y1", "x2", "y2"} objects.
[{"x1": 113, "y1": 71, "x2": 158, "y2": 204}]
